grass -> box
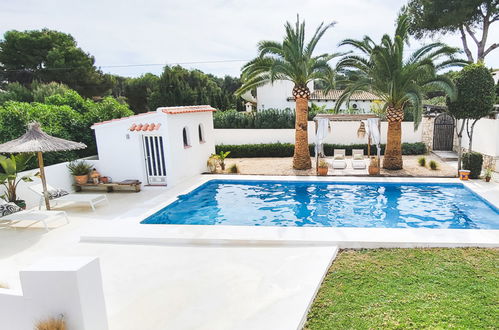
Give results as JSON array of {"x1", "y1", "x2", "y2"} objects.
[{"x1": 306, "y1": 248, "x2": 499, "y2": 330}]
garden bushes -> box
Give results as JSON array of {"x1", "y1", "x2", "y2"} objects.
[
  {"x1": 216, "y1": 142, "x2": 427, "y2": 158},
  {"x1": 462, "y1": 152, "x2": 483, "y2": 179},
  {"x1": 214, "y1": 109, "x2": 296, "y2": 129}
]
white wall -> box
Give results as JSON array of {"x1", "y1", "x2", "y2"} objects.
[
  {"x1": 215, "y1": 121, "x2": 422, "y2": 146},
  {"x1": 256, "y1": 80, "x2": 314, "y2": 110},
  {"x1": 165, "y1": 112, "x2": 215, "y2": 186},
  {"x1": 0, "y1": 257, "x2": 108, "y2": 330},
  {"x1": 459, "y1": 118, "x2": 499, "y2": 157},
  {"x1": 7, "y1": 157, "x2": 99, "y2": 209},
  {"x1": 255, "y1": 80, "x2": 374, "y2": 112},
  {"x1": 93, "y1": 114, "x2": 162, "y2": 185}
]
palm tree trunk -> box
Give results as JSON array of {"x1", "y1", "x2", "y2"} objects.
[
  {"x1": 293, "y1": 85, "x2": 311, "y2": 170},
  {"x1": 383, "y1": 107, "x2": 404, "y2": 170}
]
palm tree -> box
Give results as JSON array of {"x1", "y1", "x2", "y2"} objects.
[
  {"x1": 236, "y1": 17, "x2": 338, "y2": 170},
  {"x1": 334, "y1": 15, "x2": 465, "y2": 170}
]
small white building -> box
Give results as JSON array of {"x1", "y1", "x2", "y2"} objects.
[
  {"x1": 254, "y1": 80, "x2": 380, "y2": 113},
  {"x1": 91, "y1": 105, "x2": 216, "y2": 187}
]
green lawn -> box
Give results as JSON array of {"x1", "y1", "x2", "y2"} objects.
[{"x1": 306, "y1": 248, "x2": 498, "y2": 329}]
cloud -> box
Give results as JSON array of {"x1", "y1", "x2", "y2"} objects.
[{"x1": 1, "y1": 0, "x2": 497, "y2": 78}]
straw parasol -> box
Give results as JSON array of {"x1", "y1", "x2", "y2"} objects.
[{"x1": 0, "y1": 122, "x2": 86, "y2": 210}]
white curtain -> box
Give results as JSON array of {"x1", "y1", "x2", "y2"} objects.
[
  {"x1": 367, "y1": 118, "x2": 381, "y2": 159},
  {"x1": 314, "y1": 118, "x2": 329, "y2": 157}
]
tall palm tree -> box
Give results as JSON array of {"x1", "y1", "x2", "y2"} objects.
[
  {"x1": 334, "y1": 15, "x2": 465, "y2": 170},
  {"x1": 236, "y1": 17, "x2": 339, "y2": 170}
]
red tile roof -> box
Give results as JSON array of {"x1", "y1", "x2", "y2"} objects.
[
  {"x1": 129, "y1": 123, "x2": 161, "y2": 132},
  {"x1": 287, "y1": 90, "x2": 380, "y2": 101},
  {"x1": 160, "y1": 105, "x2": 217, "y2": 114}
]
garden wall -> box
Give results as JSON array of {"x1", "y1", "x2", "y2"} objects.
[
  {"x1": 214, "y1": 121, "x2": 422, "y2": 145},
  {"x1": 3, "y1": 157, "x2": 99, "y2": 209},
  {"x1": 0, "y1": 257, "x2": 108, "y2": 330},
  {"x1": 458, "y1": 118, "x2": 499, "y2": 171}
]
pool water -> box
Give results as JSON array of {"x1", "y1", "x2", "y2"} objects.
[{"x1": 141, "y1": 180, "x2": 499, "y2": 229}]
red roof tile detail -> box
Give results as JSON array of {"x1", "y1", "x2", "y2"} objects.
[
  {"x1": 128, "y1": 123, "x2": 162, "y2": 132},
  {"x1": 161, "y1": 105, "x2": 217, "y2": 114}
]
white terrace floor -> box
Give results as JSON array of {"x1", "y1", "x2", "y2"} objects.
[{"x1": 1, "y1": 175, "x2": 499, "y2": 330}]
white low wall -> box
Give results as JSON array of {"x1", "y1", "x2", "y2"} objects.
[
  {"x1": 215, "y1": 121, "x2": 422, "y2": 145},
  {"x1": 3, "y1": 157, "x2": 99, "y2": 209},
  {"x1": 0, "y1": 257, "x2": 108, "y2": 330},
  {"x1": 460, "y1": 118, "x2": 499, "y2": 157}
]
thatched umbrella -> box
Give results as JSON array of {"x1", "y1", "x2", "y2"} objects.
[{"x1": 0, "y1": 122, "x2": 86, "y2": 210}]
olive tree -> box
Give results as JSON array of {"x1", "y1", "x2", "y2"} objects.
[{"x1": 447, "y1": 63, "x2": 495, "y2": 169}]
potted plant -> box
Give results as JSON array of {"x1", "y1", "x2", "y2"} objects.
[
  {"x1": 484, "y1": 167, "x2": 493, "y2": 182},
  {"x1": 368, "y1": 156, "x2": 380, "y2": 175},
  {"x1": 67, "y1": 160, "x2": 92, "y2": 184},
  {"x1": 317, "y1": 159, "x2": 329, "y2": 176},
  {"x1": 216, "y1": 151, "x2": 231, "y2": 171},
  {"x1": 0, "y1": 153, "x2": 36, "y2": 209},
  {"x1": 207, "y1": 154, "x2": 219, "y2": 173}
]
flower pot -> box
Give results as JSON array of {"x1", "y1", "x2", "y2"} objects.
[
  {"x1": 485, "y1": 176, "x2": 491, "y2": 182},
  {"x1": 14, "y1": 200, "x2": 26, "y2": 210},
  {"x1": 368, "y1": 166, "x2": 380, "y2": 175},
  {"x1": 317, "y1": 166, "x2": 328, "y2": 176},
  {"x1": 74, "y1": 175, "x2": 89, "y2": 184},
  {"x1": 459, "y1": 170, "x2": 471, "y2": 181},
  {"x1": 100, "y1": 176, "x2": 109, "y2": 184}
]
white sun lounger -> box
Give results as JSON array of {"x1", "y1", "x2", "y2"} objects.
[
  {"x1": 29, "y1": 184, "x2": 108, "y2": 211},
  {"x1": 352, "y1": 149, "x2": 367, "y2": 169},
  {"x1": 1, "y1": 209, "x2": 68, "y2": 231},
  {"x1": 332, "y1": 149, "x2": 347, "y2": 169}
]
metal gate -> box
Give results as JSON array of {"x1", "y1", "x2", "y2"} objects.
[
  {"x1": 433, "y1": 113, "x2": 454, "y2": 151},
  {"x1": 142, "y1": 135, "x2": 167, "y2": 185}
]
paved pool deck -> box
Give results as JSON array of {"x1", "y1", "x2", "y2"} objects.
[{"x1": 1, "y1": 174, "x2": 498, "y2": 329}]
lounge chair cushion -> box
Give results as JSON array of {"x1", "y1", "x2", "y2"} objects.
[
  {"x1": 353, "y1": 154, "x2": 364, "y2": 160},
  {"x1": 48, "y1": 188, "x2": 69, "y2": 200},
  {"x1": 0, "y1": 202, "x2": 21, "y2": 217},
  {"x1": 334, "y1": 155, "x2": 345, "y2": 160}
]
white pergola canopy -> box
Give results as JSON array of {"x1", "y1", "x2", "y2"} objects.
[{"x1": 312, "y1": 114, "x2": 381, "y2": 172}]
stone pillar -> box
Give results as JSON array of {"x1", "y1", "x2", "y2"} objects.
[{"x1": 421, "y1": 116, "x2": 434, "y2": 152}]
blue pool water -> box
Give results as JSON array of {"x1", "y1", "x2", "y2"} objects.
[{"x1": 141, "y1": 180, "x2": 499, "y2": 229}]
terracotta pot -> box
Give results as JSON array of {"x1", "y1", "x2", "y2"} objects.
[
  {"x1": 317, "y1": 166, "x2": 328, "y2": 176},
  {"x1": 74, "y1": 175, "x2": 89, "y2": 184},
  {"x1": 100, "y1": 176, "x2": 109, "y2": 184},
  {"x1": 485, "y1": 176, "x2": 491, "y2": 182},
  {"x1": 368, "y1": 166, "x2": 380, "y2": 175}
]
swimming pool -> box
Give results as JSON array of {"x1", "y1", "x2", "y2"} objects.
[{"x1": 141, "y1": 180, "x2": 499, "y2": 229}]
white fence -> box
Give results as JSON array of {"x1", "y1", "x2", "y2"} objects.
[
  {"x1": 0, "y1": 257, "x2": 108, "y2": 330},
  {"x1": 214, "y1": 121, "x2": 422, "y2": 145}
]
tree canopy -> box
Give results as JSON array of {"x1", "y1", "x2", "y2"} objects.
[
  {"x1": 447, "y1": 63, "x2": 495, "y2": 120},
  {"x1": 403, "y1": 0, "x2": 499, "y2": 62},
  {"x1": 335, "y1": 15, "x2": 463, "y2": 127},
  {"x1": 0, "y1": 29, "x2": 112, "y2": 97}
]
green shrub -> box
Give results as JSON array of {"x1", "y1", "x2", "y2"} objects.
[
  {"x1": 228, "y1": 163, "x2": 239, "y2": 173},
  {"x1": 429, "y1": 160, "x2": 438, "y2": 170},
  {"x1": 216, "y1": 142, "x2": 426, "y2": 158},
  {"x1": 214, "y1": 109, "x2": 295, "y2": 129},
  {"x1": 418, "y1": 157, "x2": 426, "y2": 167},
  {"x1": 462, "y1": 152, "x2": 483, "y2": 179}
]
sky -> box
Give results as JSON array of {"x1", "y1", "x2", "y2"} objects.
[{"x1": 1, "y1": 0, "x2": 498, "y2": 78}]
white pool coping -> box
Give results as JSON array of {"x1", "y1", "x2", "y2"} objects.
[{"x1": 81, "y1": 175, "x2": 499, "y2": 248}]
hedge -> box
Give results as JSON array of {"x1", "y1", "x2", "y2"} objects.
[
  {"x1": 462, "y1": 152, "x2": 483, "y2": 179},
  {"x1": 216, "y1": 142, "x2": 427, "y2": 158}
]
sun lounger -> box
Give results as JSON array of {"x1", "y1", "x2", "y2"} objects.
[
  {"x1": 352, "y1": 149, "x2": 367, "y2": 169},
  {"x1": 332, "y1": 149, "x2": 347, "y2": 169},
  {"x1": 0, "y1": 208, "x2": 68, "y2": 231},
  {"x1": 29, "y1": 184, "x2": 108, "y2": 211}
]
